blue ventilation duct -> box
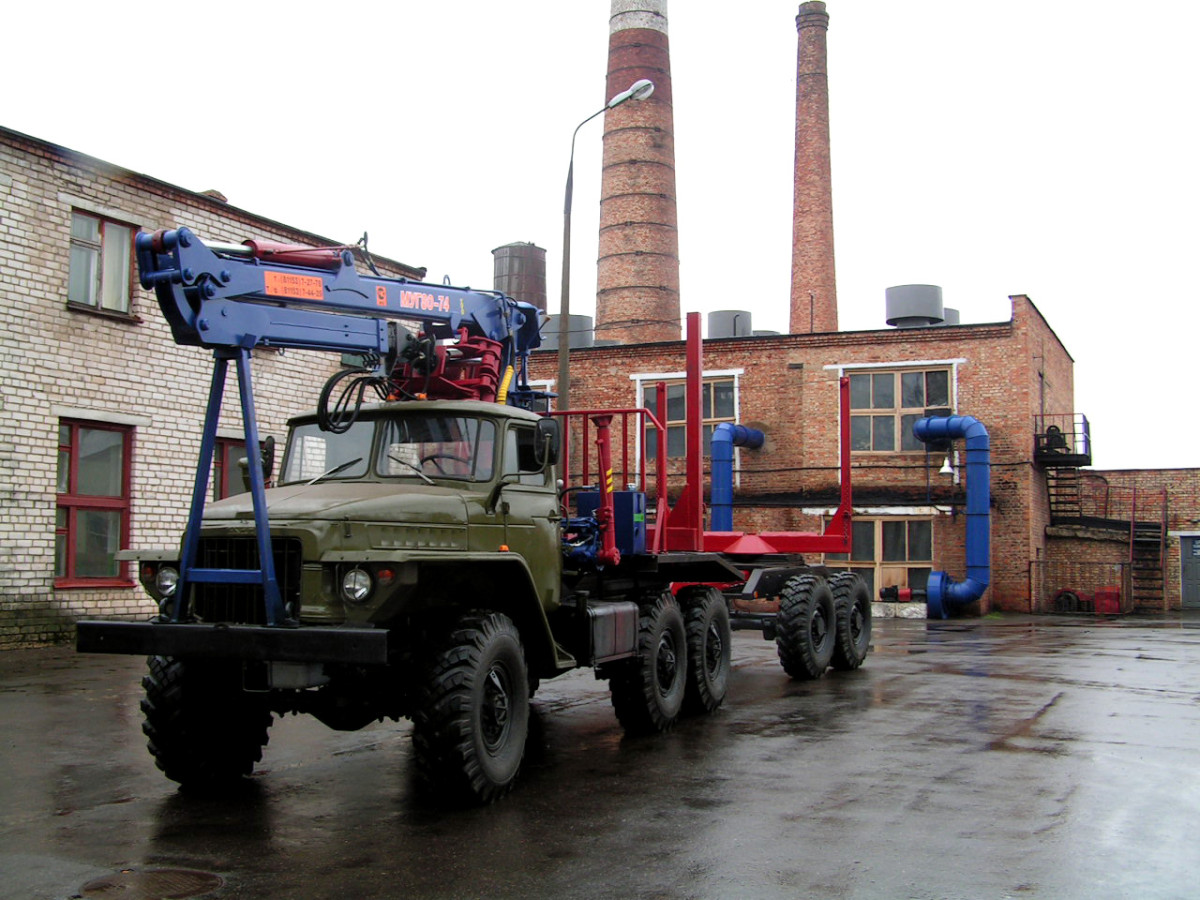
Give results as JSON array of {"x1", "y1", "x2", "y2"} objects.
[
  {"x1": 710, "y1": 423, "x2": 765, "y2": 531},
  {"x1": 913, "y1": 415, "x2": 991, "y2": 619}
]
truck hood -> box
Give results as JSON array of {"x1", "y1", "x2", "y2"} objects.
[{"x1": 204, "y1": 481, "x2": 473, "y2": 524}]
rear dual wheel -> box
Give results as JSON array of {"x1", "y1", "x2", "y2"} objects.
[
  {"x1": 775, "y1": 574, "x2": 837, "y2": 680},
  {"x1": 679, "y1": 586, "x2": 732, "y2": 715},
  {"x1": 609, "y1": 591, "x2": 688, "y2": 734},
  {"x1": 830, "y1": 571, "x2": 872, "y2": 670}
]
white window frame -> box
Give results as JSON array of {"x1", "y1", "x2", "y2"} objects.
[
  {"x1": 825, "y1": 359, "x2": 964, "y2": 454},
  {"x1": 68, "y1": 209, "x2": 135, "y2": 314},
  {"x1": 630, "y1": 368, "x2": 744, "y2": 480}
]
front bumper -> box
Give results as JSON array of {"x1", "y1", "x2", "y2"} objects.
[{"x1": 76, "y1": 620, "x2": 388, "y2": 665}]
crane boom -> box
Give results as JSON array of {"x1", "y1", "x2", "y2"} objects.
[{"x1": 136, "y1": 227, "x2": 544, "y2": 403}]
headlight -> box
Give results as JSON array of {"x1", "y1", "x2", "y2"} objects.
[
  {"x1": 341, "y1": 568, "x2": 373, "y2": 604},
  {"x1": 155, "y1": 566, "x2": 180, "y2": 597}
]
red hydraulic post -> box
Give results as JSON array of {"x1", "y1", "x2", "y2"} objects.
[
  {"x1": 664, "y1": 312, "x2": 705, "y2": 550},
  {"x1": 653, "y1": 380, "x2": 669, "y2": 552},
  {"x1": 591, "y1": 414, "x2": 621, "y2": 567}
]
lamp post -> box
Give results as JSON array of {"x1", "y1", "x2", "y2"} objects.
[{"x1": 557, "y1": 78, "x2": 654, "y2": 411}]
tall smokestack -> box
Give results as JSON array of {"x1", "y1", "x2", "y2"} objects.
[
  {"x1": 791, "y1": 1, "x2": 838, "y2": 334},
  {"x1": 595, "y1": 0, "x2": 681, "y2": 344}
]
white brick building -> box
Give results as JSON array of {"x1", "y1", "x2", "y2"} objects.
[{"x1": 0, "y1": 126, "x2": 423, "y2": 648}]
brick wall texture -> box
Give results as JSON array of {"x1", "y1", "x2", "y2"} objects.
[
  {"x1": 530, "y1": 296, "x2": 1196, "y2": 613},
  {"x1": 597, "y1": 0, "x2": 681, "y2": 344},
  {"x1": 791, "y1": 1, "x2": 838, "y2": 335},
  {"x1": 0, "y1": 128, "x2": 418, "y2": 648}
]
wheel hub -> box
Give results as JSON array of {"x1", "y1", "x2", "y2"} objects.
[
  {"x1": 705, "y1": 623, "x2": 724, "y2": 675},
  {"x1": 811, "y1": 609, "x2": 829, "y2": 645},
  {"x1": 481, "y1": 665, "x2": 511, "y2": 751},
  {"x1": 656, "y1": 633, "x2": 678, "y2": 691}
]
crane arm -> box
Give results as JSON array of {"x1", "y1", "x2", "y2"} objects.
[{"x1": 136, "y1": 227, "x2": 542, "y2": 364}]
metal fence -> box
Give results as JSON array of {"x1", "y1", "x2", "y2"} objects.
[{"x1": 1029, "y1": 560, "x2": 1133, "y2": 615}]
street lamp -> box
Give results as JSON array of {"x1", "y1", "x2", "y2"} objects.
[{"x1": 557, "y1": 78, "x2": 654, "y2": 411}]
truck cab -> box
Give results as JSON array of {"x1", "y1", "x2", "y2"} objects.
[{"x1": 135, "y1": 401, "x2": 565, "y2": 666}]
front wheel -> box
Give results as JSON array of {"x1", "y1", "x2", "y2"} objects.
[
  {"x1": 412, "y1": 612, "x2": 530, "y2": 804},
  {"x1": 608, "y1": 591, "x2": 688, "y2": 734},
  {"x1": 141, "y1": 656, "x2": 272, "y2": 787},
  {"x1": 775, "y1": 574, "x2": 836, "y2": 680}
]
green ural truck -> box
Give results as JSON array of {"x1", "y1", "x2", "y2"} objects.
[{"x1": 77, "y1": 229, "x2": 872, "y2": 804}]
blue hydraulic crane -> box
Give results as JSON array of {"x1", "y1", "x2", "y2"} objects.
[{"x1": 136, "y1": 228, "x2": 547, "y2": 626}]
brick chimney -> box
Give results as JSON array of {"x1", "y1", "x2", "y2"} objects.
[
  {"x1": 791, "y1": 1, "x2": 838, "y2": 334},
  {"x1": 595, "y1": 0, "x2": 681, "y2": 344}
]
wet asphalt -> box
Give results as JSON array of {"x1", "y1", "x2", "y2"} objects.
[{"x1": 1, "y1": 614, "x2": 1197, "y2": 900}]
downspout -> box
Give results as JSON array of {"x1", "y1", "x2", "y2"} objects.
[
  {"x1": 913, "y1": 415, "x2": 991, "y2": 619},
  {"x1": 710, "y1": 424, "x2": 765, "y2": 532}
]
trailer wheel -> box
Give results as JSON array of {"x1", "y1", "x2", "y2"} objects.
[
  {"x1": 609, "y1": 591, "x2": 688, "y2": 734},
  {"x1": 412, "y1": 611, "x2": 530, "y2": 804},
  {"x1": 141, "y1": 655, "x2": 272, "y2": 787},
  {"x1": 679, "y1": 586, "x2": 731, "y2": 714},
  {"x1": 775, "y1": 574, "x2": 836, "y2": 680},
  {"x1": 829, "y1": 571, "x2": 872, "y2": 670}
]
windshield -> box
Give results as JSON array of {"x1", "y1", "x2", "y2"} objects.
[
  {"x1": 279, "y1": 414, "x2": 497, "y2": 485},
  {"x1": 281, "y1": 422, "x2": 373, "y2": 484},
  {"x1": 376, "y1": 414, "x2": 495, "y2": 482}
]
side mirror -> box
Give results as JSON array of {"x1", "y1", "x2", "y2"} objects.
[
  {"x1": 239, "y1": 436, "x2": 277, "y2": 494},
  {"x1": 536, "y1": 418, "x2": 561, "y2": 468},
  {"x1": 261, "y1": 435, "x2": 276, "y2": 484}
]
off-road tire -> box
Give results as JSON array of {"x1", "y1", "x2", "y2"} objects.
[
  {"x1": 609, "y1": 591, "x2": 688, "y2": 734},
  {"x1": 775, "y1": 574, "x2": 836, "y2": 680},
  {"x1": 411, "y1": 611, "x2": 530, "y2": 805},
  {"x1": 141, "y1": 655, "x2": 272, "y2": 787},
  {"x1": 829, "y1": 571, "x2": 872, "y2": 670},
  {"x1": 679, "y1": 586, "x2": 732, "y2": 715}
]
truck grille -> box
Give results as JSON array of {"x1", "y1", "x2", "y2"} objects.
[{"x1": 193, "y1": 537, "x2": 303, "y2": 624}]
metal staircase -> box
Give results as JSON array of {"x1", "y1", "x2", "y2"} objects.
[
  {"x1": 1129, "y1": 500, "x2": 1169, "y2": 610},
  {"x1": 1045, "y1": 467, "x2": 1082, "y2": 521},
  {"x1": 1131, "y1": 526, "x2": 1165, "y2": 607}
]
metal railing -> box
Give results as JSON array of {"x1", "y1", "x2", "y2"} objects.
[{"x1": 1033, "y1": 413, "x2": 1091, "y2": 463}]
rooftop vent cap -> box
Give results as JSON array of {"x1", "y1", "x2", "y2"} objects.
[
  {"x1": 886, "y1": 284, "x2": 944, "y2": 328},
  {"x1": 708, "y1": 310, "x2": 752, "y2": 338}
]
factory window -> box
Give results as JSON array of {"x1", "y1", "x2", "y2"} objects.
[
  {"x1": 68, "y1": 211, "x2": 133, "y2": 315},
  {"x1": 849, "y1": 368, "x2": 950, "y2": 452},
  {"x1": 55, "y1": 420, "x2": 132, "y2": 587},
  {"x1": 639, "y1": 376, "x2": 737, "y2": 459},
  {"x1": 825, "y1": 517, "x2": 933, "y2": 597}
]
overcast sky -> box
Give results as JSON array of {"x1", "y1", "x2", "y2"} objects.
[{"x1": 4, "y1": 1, "x2": 1197, "y2": 469}]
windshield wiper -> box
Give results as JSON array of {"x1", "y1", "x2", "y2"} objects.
[
  {"x1": 389, "y1": 454, "x2": 435, "y2": 486},
  {"x1": 307, "y1": 457, "x2": 363, "y2": 485}
]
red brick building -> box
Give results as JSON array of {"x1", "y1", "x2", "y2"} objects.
[{"x1": 528, "y1": 295, "x2": 1200, "y2": 614}]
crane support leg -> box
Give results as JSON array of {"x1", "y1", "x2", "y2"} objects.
[{"x1": 171, "y1": 347, "x2": 289, "y2": 627}]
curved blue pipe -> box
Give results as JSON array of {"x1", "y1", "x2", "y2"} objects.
[
  {"x1": 710, "y1": 423, "x2": 765, "y2": 531},
  {"x1": 913, "y1": 416, "x2": 991, "y2": 619}
]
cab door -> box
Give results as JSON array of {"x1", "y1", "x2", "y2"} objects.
[{"x1": 488, "y1": 423, "x2": 563, "y2": 611}]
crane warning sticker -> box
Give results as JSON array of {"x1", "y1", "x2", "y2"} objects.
[{"x1": 264, "y1": 271, "x2": 324, "y2": 301}]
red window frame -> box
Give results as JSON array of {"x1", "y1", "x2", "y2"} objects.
[
  {"x1": 214, "y1": 437, "x2": 265, "y2": 500},
  {"x1": 55, "y1": 419, "x2": 133, "y2": 588},
  {"x1": 213, "y1": 437, "x2": 274, "y2": 499}
]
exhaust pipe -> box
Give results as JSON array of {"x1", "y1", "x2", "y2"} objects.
[{"x1": 913, "y1": 415, "x2": 991, "y2": 619}]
